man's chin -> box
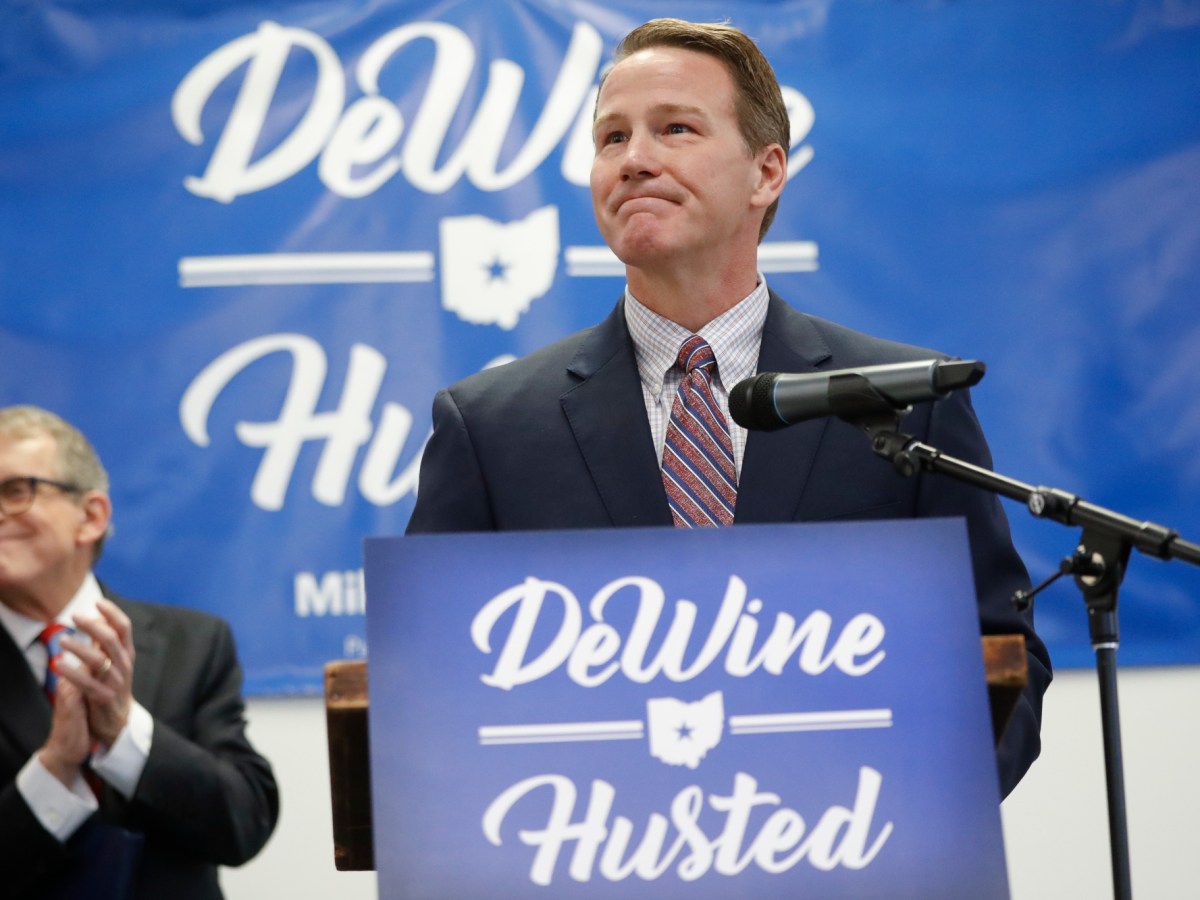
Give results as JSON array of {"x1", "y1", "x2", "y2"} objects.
[
  {"x1": 614, "y1": 250, "x2": 667, "y2": 275},
  {"x1": 607, "y1": 230, "x2": 675, "y2": 272}
]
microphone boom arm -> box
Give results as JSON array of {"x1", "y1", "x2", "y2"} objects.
[
  {"x1": 833, "y1": 397, "x2": 1200, "y2": 900},
  {"x1": 862, "y1": 426, "x2": 1200, "y2": 568}
]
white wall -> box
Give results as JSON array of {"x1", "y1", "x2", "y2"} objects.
[
  {"x1": 220, "y1": 696, "x2": 377, "y2": 900},
  {"x1": 221, "y1": 666, "x2": 1200, "y2": 900},
  {"x1": 1002, "y1": 665, "x2": 1200, "y2": 900}
]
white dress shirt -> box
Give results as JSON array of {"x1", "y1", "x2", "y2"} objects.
[
  {"x1": 623, "y1": 277, "x2": 771, "y2": 479},
  {"x1": 0, "y1": 574, "x2": 154, "y2": 841}
]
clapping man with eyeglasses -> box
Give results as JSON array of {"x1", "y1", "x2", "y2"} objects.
[{"x1": 0, "y1": 405, "x2": 278, "y2": 900}]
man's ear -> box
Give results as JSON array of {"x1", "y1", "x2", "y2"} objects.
[
  {"x1": 751, "y1": 143, "x2": 788, "y2": 209},
  {"x1": 77, "y1": 491, "x2": 112, "y2": 549}
]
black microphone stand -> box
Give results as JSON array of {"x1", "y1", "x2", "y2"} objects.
[{"x1": 823, "y1": 375, "x2": 1200, "y2": 900}]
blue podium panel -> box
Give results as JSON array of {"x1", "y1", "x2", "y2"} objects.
[{"x1": 364, "y1": 518, "x2": 1008, "y2": 899}]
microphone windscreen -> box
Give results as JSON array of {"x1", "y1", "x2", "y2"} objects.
[{"x1": 728, "y1": 373, "x2": 788, "y2": 431}]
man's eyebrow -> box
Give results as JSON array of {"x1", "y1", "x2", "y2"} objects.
[
  {"x1": 593, "y1": 102, "x2": 708, "y2": 132},
  {"x1": 592, "y1": 111, "x2": 620, "y2": 133}
]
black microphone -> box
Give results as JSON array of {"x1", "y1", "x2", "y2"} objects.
[{"x1": 729, "y1": 359, "x2": 985, "y2": 431}]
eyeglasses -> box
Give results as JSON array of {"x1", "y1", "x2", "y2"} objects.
[{"x1": 0, "y1": 476, "x2": 83, "y2": 516}]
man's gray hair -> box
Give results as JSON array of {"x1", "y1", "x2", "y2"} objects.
[
  {"x1": 0, "y1": 405, "x2": 112, "y2": 560},
  {"x1": 0, "y1": 405, "x2": 110, "y2": 493}
]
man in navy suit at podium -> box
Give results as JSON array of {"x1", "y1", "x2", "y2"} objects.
[
  {"x1": 407, "y1": 17, "x2": 1051, "y2": 798},
  {"x1": 0, "y1": 405, "x2": 279, "y2": 899}
]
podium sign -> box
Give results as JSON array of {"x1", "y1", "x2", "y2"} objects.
[{"x1": 364, "y1": 519, "x2": 1009, "y2": 898}]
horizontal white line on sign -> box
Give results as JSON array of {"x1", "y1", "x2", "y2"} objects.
[
  {"x1": 565, "y1": 241, "x2": 819, "y2": 277},
  {"x1": 731, "y1": 721, "x2": 893, "y2": 735},
  {"x1": 480, "y1": 732, "x2": 645, "y2": 745},
  {"x1": 756, "y1": 240, "x2": 820, "y2": 273},
  {"x1": 180, "y1": 241, "x2": 818, "y2": 286},
  {"x1": 563, "y1": 245, "x2": 624, "y2": 277},
  {"x1": 729, "y1": 708, "x2": 893, "y2": 735},
  {"x1": 178, "y1": 252, "x2": 436, "y2": 287},
  {"x1": 479, "y1": 720, "x2": 644, "y2": 745}
]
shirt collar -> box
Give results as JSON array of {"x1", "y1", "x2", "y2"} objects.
[
  {"x1": 0, "y1": 573, "x2": 104, "y2": 649},
  {"x1": 625, "y1": 277, "x2": 770, "y2": 395}
]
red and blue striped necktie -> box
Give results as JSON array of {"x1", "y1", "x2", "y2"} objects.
[
  {"x1": 37, "y1": 622, "x2": 72, "y2": 702},
  {"x1": 37, "y1": 621, "x2": 105, "y2": 797},
  {"x1": 661, "y1": 335, "x2": 737, "y2": 527}
]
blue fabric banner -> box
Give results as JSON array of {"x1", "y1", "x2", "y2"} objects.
[
  {"x1": 2, "y1": 1, "x2": 1198, "y2": 692},
  {"x1": 365, "y1": 520, "x2": 1008, "y2": 898}
]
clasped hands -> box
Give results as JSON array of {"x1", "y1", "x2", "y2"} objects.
[{"x1": 38, "y1": 598, "x2": 136, "y2": 787}]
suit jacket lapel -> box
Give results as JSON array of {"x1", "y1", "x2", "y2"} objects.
[
  {"x1": 561, "y1": 301, "x2": 674, "y2": 528},
  {"x1": 559, "y1": 293, "x2": 838, "y2": 528},
  {"x1": 735, "y1": 292, "x2": 834, "y2": 523},
  {"x1": 0, "y1": 627, "x2": 50, "y2": 770}
]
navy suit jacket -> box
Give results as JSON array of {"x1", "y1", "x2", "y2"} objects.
[
  {"x1": 407, "y1": 292, "x2": 1052, "y2": 797},
  {"x1": 0, "y1": 588, "x2": 279, "y2": 900}
]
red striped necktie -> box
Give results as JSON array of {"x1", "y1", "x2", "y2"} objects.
[
  {"x1": 661, "y1": 335, "x2": 738, "y2": 527},
  {"x1": 37, "y1": 621, "x2": 105, "y2": 797},
  {"x1": 37, "y1": 622, "x2": 72, "y2": 702}
]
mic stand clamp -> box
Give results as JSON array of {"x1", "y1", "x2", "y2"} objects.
[{"x1": 1013, "y1": 545, "x2": 1108, "y2": 612}]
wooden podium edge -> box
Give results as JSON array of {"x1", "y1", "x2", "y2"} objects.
[
  {"x1": 324, "y1": 635, "x2": 1027, "y2": 872},
  {"x1": 981, "y1": 633, "x2": 1028, "y2": 744},
  {"x1": 324, "y1": 660, "x2": 373, "y2": 872}
]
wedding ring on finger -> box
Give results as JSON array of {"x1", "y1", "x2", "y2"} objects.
[{"x1": 95, "y1": 656, "x2": 113, "y2": 679}]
